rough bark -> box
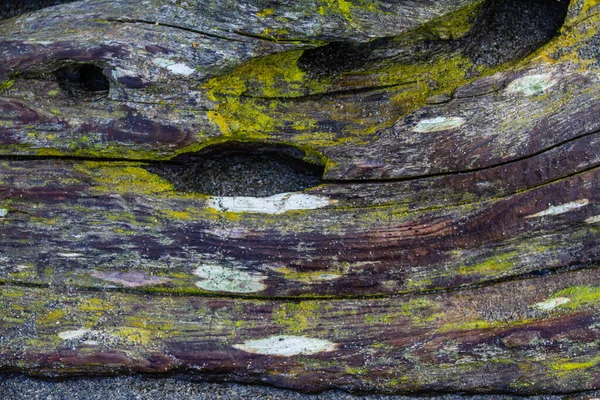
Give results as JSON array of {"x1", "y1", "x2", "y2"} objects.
[{"x1": 1, "y1": 0, "x2": 600, "y2": 395}]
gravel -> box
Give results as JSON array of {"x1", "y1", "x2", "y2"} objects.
[{"x1": 3, "y1": 374, "x2": 596, "y2": 400}]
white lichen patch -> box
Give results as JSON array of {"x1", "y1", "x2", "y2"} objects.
[
  {"x1": 167, "y1": 63, "x2": 195, "y2": 76},
  {"x1": 57, "y1": 253, "x2": 83, "y2": 258},
  {"x1": 0, "y1": 208, "x2": 7, "y2": 217},
  {"x1": 193, "y1": 264, "x2": 267, "y2": 293},
  {"x1": 111, "y1": 67, "x2": 137, "y2": 79},
  {"x1": 90, "y1": 270, "x2": 170, "y2": 288},
  {"x1": 233, "y1": 335, "x2": 338, "y2": 356},
  {"x1": 413, "y1": 117, "x2": 466, "y2": 133},
  {"x1": 57, "y1": 329, "x2": 124, "y2": 346},
  {"x1": 208, "y1": 193, "x2": 334, "y2": 214},
  {"x1": 526, "y1": 199, "x2": 589, "y2": 218},
  {"x1": 535, "y1": 297, "x2": 570, "y2": 311},
  {"x1": 154, "y1": 58, "x2": 195, "y2": 76},
  {"x1": 58, "y1": 329, "x2": 90, "y2": 340},
  {"x1": 585, "y1": 215, "x2": 600, "y2": 224},
  {"x1": 505, "y1": 73, "x2": 557, "y2": 96}
]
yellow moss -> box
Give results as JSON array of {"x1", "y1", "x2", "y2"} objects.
[
  {"x1": 256, "y1": 8, "x2": 275, "y2": 17},
  {"x1": 114, "y1": 327, "x2": 153, "y2": 344},
  {"x1": 441, "y1": 318, "x2": 533, "y2": 332},
  {"x1": 205, "y1": 50, "x2": 306, "y2": 99},
  {"x1": 458, "y1": 252, "x2": 518, "y2": 276},
  {"x1": 38, "y1": 309, "x2": 65, "y2": 324},
  {"x1": 551, "y1": 356, "x2": 600, "y2": 376},
  {"x1": 404, "y1": 276, "x2": 433, "y2": 291},
  {"x1": 78, "y1": 298, "x2": 113, "y2": 312},
  {"x1": 345, "y1": 367, "x2": 369, "y2": 375},
  {"x1": 0, "y1": 79, "x2": 14, "y2": 91},
  {"x1": 75, "y1": 162, "x2": 174, "y2": 195},
  {"x1": 161, "y1": 209, "x2": 192, "y2": 220},
  {"x1": 273, "y1": 301, "x2": 320, "y2": 333},
  {"x1": 170, "y1": 272, "x2": 192, "y2": 279},
  {"x1": 318, "y1": 0, "x2": 356, "y2": 21},
  {"x1": 583, "y1": 0, "x2": 600, "y2": 13},
  {"x1": 419, "y1": 0, "x2": 484, "y2": 40},
  {"x1": 207, "y1": 103, "x2": 274, "y2": 137},
  {"x1": 124, "y1": 316, "x2": 174, "y2": 332},
  {"x1": 443, "y1": 319, "x2": 492, "y2": 331},
  {"x1": 2, "y1": 288, "x2": 24, "y2": 298},
  {"x1": 551, "y1": 286, "x2": 600, "y2": 309},
  {"x1": 364, "y1": 313, "x2": 397, "y2": 325},
  {"x1": 271, "y1": 266, "x2": 342, "y2": 283},
  {"x1": 400, "y1": 298, "x2": 444, "y2": 324},
  {"x1": 36, "y1": 148, "x2": 65, "y2": 156}
]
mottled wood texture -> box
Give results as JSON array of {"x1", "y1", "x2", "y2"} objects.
[{"x1": 1, "y1": 0, "x2": 600, "y2": 395}]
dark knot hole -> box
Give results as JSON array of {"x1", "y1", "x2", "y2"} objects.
[{"x1": 55, "y1": 64, "x2": 109, "y2": 96}]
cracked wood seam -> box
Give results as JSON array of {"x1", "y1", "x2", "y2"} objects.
[{"x1": 1, "y1": 0, "x2": 600, "y2": 395}]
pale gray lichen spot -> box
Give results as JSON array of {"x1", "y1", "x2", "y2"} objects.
[
  {"x1": 505, "y1": 73, "x2": 557, "y2": 96},
  {"x1": 167, "y1": 63, "x2": 195, "y2": 76},
  {"x1": 208, "y1": 193, "x2": 335, "y2": 214},
  {"x1": 535, "y1": 297, "x2": 570, "y2": 311},
  {"x1": 154, "y1": 58, "x2": 195, "y2": 76},
  {"x1": 90, "y1": 270, "x2": 170, "y2": 288},
  {"x1": 585, "y1": 215, "x2": 600, "y2": 224},
  {"x1": 0, "y1": 208, "x2": 7, "y2": 217},
  {"x1": 58, "y1": 329, "x2": 90, "y2": 340},
  {"x1": 233, "y1": 335, "x2": 338, "y2": 356},
  {"x1": 57, "y1": 253, "x2": 83, "y2": 258},
  {"x1": 111, "y1": 67, "x2": 136, "y2": 79},
  {"x1": 526, "y1": 199, "x2": 589, "y2": 218},
  {"x1": 193, "y1": 263, "x2": 267, "y2": 293},
  {"x1": 413, "y1": 117, "x2": 466, "y2": 133}
]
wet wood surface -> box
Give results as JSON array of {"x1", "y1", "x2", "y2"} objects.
[{"x1": 1, "y1": 0, "x2": 600, "y2": 395}]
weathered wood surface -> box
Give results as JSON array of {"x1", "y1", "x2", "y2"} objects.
[{"x1": 1, "y1": 0, "x2": 600, "y2": 395}]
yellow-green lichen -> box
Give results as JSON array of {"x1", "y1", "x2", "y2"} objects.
[
  {"x1": 114, "y1": 327, "x2": 153, "y2": 344},
  {"x1": 400, "y1": 298, "x2": 444, "y2": 324},
  {"x1": 418, "y1": 0, "x2": 484, "y2": 40},
  {"x1": 38, "y1": 309, "x2": 66, "y2": 325},
  {"x1": 458, "y1": 252, "x2": 518, "y2": 276},
  {"x1": 205, "y1": 50, "x2": 308, "y2": 99},
  {"x1": 74, "y1": 162, "x2": 174, "y2": 195},
  {"x1": 0, "y1": 79, "x2": 14, "y2": 92},
  {"x1": 440, "y1": 318, "x2": 534, "y2": 332},
  {"x1": 1, "y1": 288, "x2": 24, "y2": 298},
  {"x1": 317, "y1": 0, "x2": 355, "y2": 21},
  {"x1": 77, "y1": 297, "x2": 114, "y2": 312},
  {"x1": 582, "y1": 0, "x2": 600, "y2": 14},
  {"x1": 551, "y1": 356, "x2": 600, "y2": 375},
  {"x1": 273, "y1": 301, "x2": 320, "y2": 333},
  {"x1": 256, "y1": 8, "x2": 275, "y2": 17},
  {"x1": 270, "y1": 265, "x2": 342, "y2": 283},
  {"x1": 550, "y1": 286, "x2": 600, "y2": 309}
]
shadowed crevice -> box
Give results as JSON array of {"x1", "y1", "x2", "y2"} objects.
[
  {"x1": 145, "y1": 143, "x2": 325, "y2": 197},
  {"x1": 298, "y1": 0, "x2": 570, "y2": 77},
  {"x1": 462, "y1": 0, "x2": 570, "y2": 66},
  {"x1": 55, "y1": 64, "x2": 109, "y2": 97}
]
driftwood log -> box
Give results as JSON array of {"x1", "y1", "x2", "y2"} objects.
[{"x1": 1, "y1": 0, "x2": 600, "y2": 395}]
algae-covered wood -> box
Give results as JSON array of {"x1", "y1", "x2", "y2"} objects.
[{"x1": 1, "y1": 0, "x2": 600, "y2": 395}]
